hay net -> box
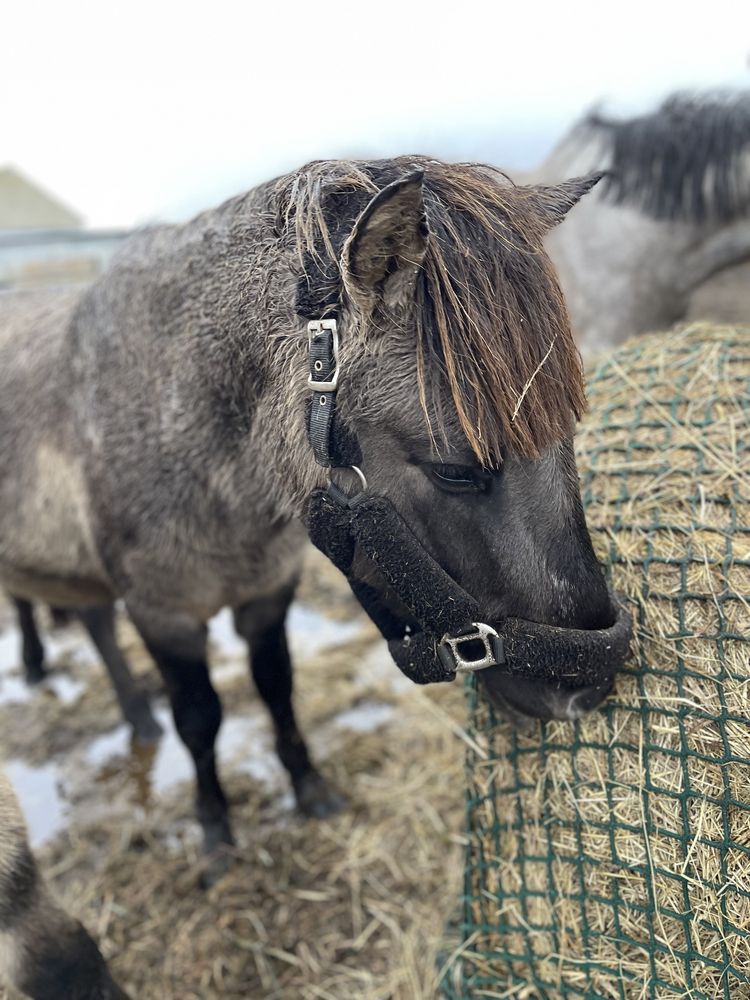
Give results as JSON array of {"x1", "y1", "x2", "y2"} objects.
[{"x1": 443, "y1": 325, "x2": 750, "y2": 999}]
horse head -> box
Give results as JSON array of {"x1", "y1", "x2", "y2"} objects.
[{"x1": 279, "y1": 158, "x2": 628, "y2": 721}]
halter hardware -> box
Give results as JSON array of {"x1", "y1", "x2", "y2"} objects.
[
  {"x1": 307, "y1": 319, "x2": 340, "y2": 391},
  {"x1": 438, "y1": 623, "x2": 505, "y2": 674},
  {"x1": 330, "y1": 464, "x2": 368, "y2": 498}
]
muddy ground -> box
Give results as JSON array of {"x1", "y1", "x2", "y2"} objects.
[{"x1": 0, "y1": 550, "x2": 468, "y2": 1000}]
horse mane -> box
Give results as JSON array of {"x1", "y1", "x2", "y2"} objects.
[
  {"x1": 275, "y1": 156, "x2": 585, "y2": 467},
  {"x1": 586, "y1": 91, "x2": 750, "y2": 223}
]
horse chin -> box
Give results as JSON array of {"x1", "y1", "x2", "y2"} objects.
[{"x1": 479, "y1": 669, "x2": 614, "y2": 723}]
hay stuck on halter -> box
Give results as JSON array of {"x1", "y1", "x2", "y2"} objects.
[{"x1": 443, "y1": 324, "x2": 750, "y2": 999}]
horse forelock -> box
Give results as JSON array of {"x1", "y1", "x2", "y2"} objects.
[
  {"x1": 276, "y1": 156, "x2": 585, "y2": 467},
  {"x1": 584, "y1": 91, "x2": 750, "y2": 223}
]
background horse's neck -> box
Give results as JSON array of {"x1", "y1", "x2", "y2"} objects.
[
  {"x1": 532, "y1": 124, "x2": 611, "y2": 185},
  {"x1": 527, "y1": 93, "x2": 750, "y2": 356}
]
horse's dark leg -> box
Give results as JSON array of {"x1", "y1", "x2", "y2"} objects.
[
  {"x1": 233, "y1": 588, "x2": 347, "y2": 818},
  {"x1": 12, "y1": 597, "x2": 46, "y2": 685},
  {"x1": 127, "y1": 609, "x2": 233, "y2": 879},
  {"x1": 77, "y1": 605, "x2": 162, "y2": 744}
]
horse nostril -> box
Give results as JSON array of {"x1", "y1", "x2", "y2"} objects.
[
  {"x1": 480, "y1": 670, "x2": 614, "y2": 722},
  {"x1": 563, "y1": 679, "x2": 613, "y2": 720}
]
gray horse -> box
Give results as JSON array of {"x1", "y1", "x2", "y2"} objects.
[
  {"x1": 0, "y1": 157, "x2": 617, "y2": 879},
  {"x1": 526, "y1": 92, "x2": 750, "y2": 356}
]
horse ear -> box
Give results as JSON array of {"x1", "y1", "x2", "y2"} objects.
[
  {"x1": 341, "y1": 171, "x2": 428, "y2": 306},
  {"x1": 529, "y1": 171, "x2": 606, "y2": 227}
]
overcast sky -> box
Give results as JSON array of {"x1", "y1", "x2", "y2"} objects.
[{"x1": 4, "y1": 1, "x2": 749, "y2": 228}]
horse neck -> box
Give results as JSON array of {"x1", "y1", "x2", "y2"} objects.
[
  {"x1": 187, "y1": 210, "x2": 326, "y2": 514},
  {"x1": 538, "y1": 124, "x2": 750, "y2": 292},
  {"x1": 77, "y1": 193, "x2": 317, "y2": 519}
]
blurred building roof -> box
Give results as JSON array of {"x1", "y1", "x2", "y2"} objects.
[
  {"x1": 0, "y1": 166, "x2": 83, "y2": 230},
  {"x1": 0, "y1": 228, "x2": 128, "y2": 291}
]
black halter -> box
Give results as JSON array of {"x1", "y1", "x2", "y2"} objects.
[{"x1": 304, "y1": 319, "x2": 632, "y2": 686}]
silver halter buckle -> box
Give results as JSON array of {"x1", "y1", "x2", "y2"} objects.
[
  {"x1": 439, "y1": 622, "x2": 504, "y2": 673},
  {"x1": 307, "y1": 319, "x2": 340, "y2": 391}
]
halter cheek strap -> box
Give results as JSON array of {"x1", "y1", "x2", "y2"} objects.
[
  {"x1": 307, "y1": 320, "x2": 339, "y2": 466},
  {"x1": 307, "y1": 320, "x2": 362, "y2": 468},
  {"x1": 303, "y1": 318, "x2": 633, "y2": 688}
]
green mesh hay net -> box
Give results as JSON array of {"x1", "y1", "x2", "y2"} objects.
[{"x1": 442, "y1": 325, "x2": 750, "y2": 999}]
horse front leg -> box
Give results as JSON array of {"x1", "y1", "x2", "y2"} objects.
[
  {"x1": 126, "y1": 606, "x2": 233, "y2": 882},
  {"x1": 233, "y1": 587, "x2": 347, "y2": 818},
  {"x1": 78, "y1": 604, "x2": 162, "y2": 744}
]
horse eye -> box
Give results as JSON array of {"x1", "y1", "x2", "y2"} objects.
[{"x1": 428, "y1": 464, "x2": 489, "y2": 493}]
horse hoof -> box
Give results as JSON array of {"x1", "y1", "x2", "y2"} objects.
[
  {"x1": 199, "y1": 824, "x2": 235, "y2": 888},
  {"x1": 24, "y1": 665, "x2": 47, "y2": 686},
  {"x1": 295, "y1": 771, "x2": 348, "y2": 819},
  {"x1": 129, "y1": 709, "x2": 164, "y2": 746},
  {"x1": 199, "y1": 849, "x2": 235, "y2": 889}
]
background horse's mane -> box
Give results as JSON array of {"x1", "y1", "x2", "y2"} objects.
[
  {"x1": 586, "y1": 91, "x2": 750, "y2": 223},
  {"x1": 276, "y1": 156, "x2": 585, "y2": 466}
]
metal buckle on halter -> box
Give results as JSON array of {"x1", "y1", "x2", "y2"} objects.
[
  {"x1": 307, "y1": 319, "x2": 340, "y2": 391},
  {"x1": 438, "y1": 622, "x2": 504, "y2": 674}
]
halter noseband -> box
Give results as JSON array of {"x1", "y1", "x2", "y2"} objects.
[{"x1": 304, "y1": 318, "x2": 632, "y2": 687}]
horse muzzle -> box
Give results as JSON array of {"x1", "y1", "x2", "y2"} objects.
[
  {"x1": 433, "y1": 606, "x2": 631, "y2": 720},
  {"x1": 479, "y1": 670, "x2": 616, "y2": 722},
  {"x1": 434, "y1": 602, "x2": 633, "y2": 687},
  {"x1": 307, "y1": 486, "x2": 633, "y2": 710}
]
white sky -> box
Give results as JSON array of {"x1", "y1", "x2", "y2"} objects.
[{"x1": 3, "y1": 1, "x2": 749, "y2": 228}]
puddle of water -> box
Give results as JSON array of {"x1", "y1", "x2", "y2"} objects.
[
  {"x1": 356, "y1": 641, "x2": 413, "y2": 694},
  {"x1": 288, "y1": 604, "x2": 363, "y2": 658},
  {"x1": 208, "y1": 608, "x2": 247, "y2": 660},
  {"x1": 4, "y1": 697, "x2": 292, "y2": 849},
  {"x1": 0, "y1": 618, "x2": 97, "y2": 706},
  {"x1": 44, "y1": 629, "x2": 99, "y2": 670},
  {"x1": 85, "y1": 704, "x2": 286, "y2": 806},
  {"x1": 4, "y1": 758, "x2": 66, "y2": 847},
  {"x1": 0, "y1": 627, "x2": 20, "y2": 672},
  {"x1": 84, "y1": 723, "x2": 132, "y2": 766},
  {"x1": 44, "y1": 674, "x2": 87, "y2": 705},
  {"x1": 0, "y1": 670, "x2": 87, "y2": 708},
  {"x1": 208, "y1": 604, "x2": 364, "y2": 666},
  {"x1": 0, "y1": 627, "x2": 29, "y2": 704},
  {"x1": 334, "y1": 700, "x2": 395, "y2": 733},
  {"x1": 0, "y1": 673, "x2": 33, "y2": 705}
]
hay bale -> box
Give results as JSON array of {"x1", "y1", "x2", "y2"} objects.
[{"x1": 444, "y1": 324, "x2": 750, "y2": 999}]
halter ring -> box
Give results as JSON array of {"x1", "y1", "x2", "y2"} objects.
[{"x1": 330, "y1": 465, "x2": 368, "y2": 499}]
